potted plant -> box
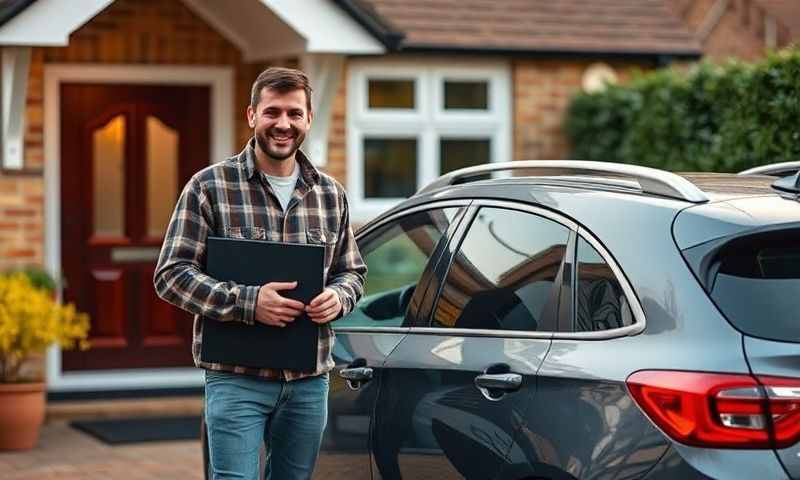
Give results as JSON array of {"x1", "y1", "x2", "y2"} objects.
[{"x1": 0, "y1": 269, "x2": 90, "y2": 450}]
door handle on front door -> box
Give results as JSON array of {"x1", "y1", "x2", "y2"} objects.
[
  {"x1": 339, "y1": 366, "x2": 373, "y2": 381},
  {"x1": 339, "y1": 366, "x2": 373, "y2": 391}
]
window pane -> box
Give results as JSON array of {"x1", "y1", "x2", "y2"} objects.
[
  {"x1": 146, "y1": 116, "x2": 179, "y2": 238},
  {"x1": 338, "y1": 208, "x2": 460, "y2": 328},
  {"x1": 93, "y1": 115, "x2": 126, "y2": 237},
  {"x1": 433, "y1": 208, "x2": 569, "y2": 331},
  {"x1": 709, "y1": 229, "x2": 800, "y2": 342},
  {"x1": 444, "y1": 81, "x2": 488, "y2": 109},
  {"x1": 364, "y1": 138, "x2": 417, "y2": 198},
  {"x1": 368, "y1": 79, "x2": 415, "y2": 109},
  {"x1": 440, "y1": 138, "x2": 491, "y2": 174},
  {"x1": 575, "y1": 237, "x2": 634, "y2": 332}
]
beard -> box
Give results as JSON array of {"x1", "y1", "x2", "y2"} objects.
[{"x1": 255, "y1": 126, "x2": 306, "y2": 161}]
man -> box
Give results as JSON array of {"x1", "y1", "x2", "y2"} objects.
[{"x1": 154, "y1": 67, "x2": 366, "y2": 479}]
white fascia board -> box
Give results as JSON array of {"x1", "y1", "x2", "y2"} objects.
[
  {"x1": 0, "y1": 0, "x2": 114, "y2": 46},
  {"x1": 261, "y1": 0, "x2": 385, "y2": 55}
]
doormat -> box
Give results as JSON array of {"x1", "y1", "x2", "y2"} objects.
[{"x1": 71, "y1": 415, "x2": 202, "y2": 445}]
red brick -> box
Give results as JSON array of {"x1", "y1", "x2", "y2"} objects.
[{"x1": 4, "y1": 208, "x2": 38, "y2": 218}]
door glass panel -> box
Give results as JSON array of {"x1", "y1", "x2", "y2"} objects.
[
  {"x1": 146, "y1": 116, "x2": 179, "y2": 238},
  {"x1": 575, "y1": 237, "x2": 634, "y2": 332},
  {"x1": 433, "y1": 207, "x2": 570, "y2": 331},
  {"x1": 368, "y1": 79, "x2": 415, "y2": 109},
  {"x1": 92, "y1": 115, "x2": 126, "y2": 237},
  {"x1": 337, "y1": 208, "x2": 460, "y2": 328},
  {"x1": 440, "y1": 138, "x2": 491, "y2": 174},
  {"x1": 444, "y1": 80, "x2": 488, "y2": 109},
  {"x1": 364, "y1": 138, "x2": 417, "y2": 198}
]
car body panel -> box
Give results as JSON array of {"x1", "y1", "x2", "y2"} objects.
[
  {"x1": 374, "y1": 332, "x2": 551, "y2": 480},
  {"x1": 319, "y1": 331, "x2": 408, "y2": 478},
  {"x1": 744, "y1": 336, "x2": 800, "y2": 479},
  {"x1": 673, "y1": 195, "x2": 800, "y2": 249}
]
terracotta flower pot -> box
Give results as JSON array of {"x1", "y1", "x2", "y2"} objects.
[{"x1": 0, "y1": 382, "x2": 46, "y2": 450}]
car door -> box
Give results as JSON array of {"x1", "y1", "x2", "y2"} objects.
[
  {"x1": 504, "y1": 229, "x2": 667, "y2": 480},
  {"x1": 372, "y1": 201, "x2": 571, "y2": 479},
  {"x1": 315, "y1": 202, "x2": 469, "y2": 479}
]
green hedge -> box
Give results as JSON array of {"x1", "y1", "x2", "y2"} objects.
[{"x1": 565, "y1": 48, "x2": 800, "y2": 172}]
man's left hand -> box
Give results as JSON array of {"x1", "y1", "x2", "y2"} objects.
[{"x1": 306, "y1": 288, "x2": 342, "y2": 324}]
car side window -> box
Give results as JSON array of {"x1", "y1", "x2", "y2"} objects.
[
  {"x1": 574, "y1": 236, "x2": 634, "y2": 332},
  {"x1": 432, "y1": 207, "x2": 570, "y2": 332},
  {"x1": 336, "y1": 208, "x2": 461, "y2": 328}
]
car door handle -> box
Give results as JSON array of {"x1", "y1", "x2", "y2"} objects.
[
  {"x1": 474, "y1": 373, "x2": 522, "y2": 391},
  {"x1": 339, "y1": 366, "x2": 374, "y2": 381}
]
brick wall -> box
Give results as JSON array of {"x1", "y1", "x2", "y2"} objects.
[
  {"x1": 666, "y1": 0, "x2": 795, "y2": 62},
  {"x1": 512, "y1": 59, "x2": 651, "y2": 161}
]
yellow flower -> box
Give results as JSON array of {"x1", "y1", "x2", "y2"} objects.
[{"x1": 0, "y1": 273, "x2": 91, "y2": 382}]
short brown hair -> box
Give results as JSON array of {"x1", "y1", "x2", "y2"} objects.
[{"x1": 250, "y1": 67, "x2": 313, "y2": 112}]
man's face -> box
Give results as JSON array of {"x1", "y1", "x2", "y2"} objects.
[{"x1": 247, "y1": 87, "x2": 312, "y2": 161}]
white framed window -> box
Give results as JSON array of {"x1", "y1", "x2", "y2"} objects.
[{"x1": 347, "y1": 59, "x2": 511, "y2": 222}]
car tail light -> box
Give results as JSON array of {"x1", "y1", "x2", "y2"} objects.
[{"x1": 627, "y1": 370, "x2": 800, "y2": 449}]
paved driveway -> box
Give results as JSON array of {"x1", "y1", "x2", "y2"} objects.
[{"x1": 0, "y1": 419, "x2": 373, "y2": 479}]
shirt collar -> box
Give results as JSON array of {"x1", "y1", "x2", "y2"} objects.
[{"x1": 241, "y1": 138, "x2": 321, "y2": 187}]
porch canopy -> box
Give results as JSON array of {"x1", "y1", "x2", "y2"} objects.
[{"x1": 0, "y1": 0, "x2": 385, "y2": 168}]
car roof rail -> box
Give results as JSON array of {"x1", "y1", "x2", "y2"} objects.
[
  {"x1": 738, "y1": 161, "x2": 800, "y2": 177},
  {"x1": 418, "y1": 160, "x2": 710, "y2": 203}
]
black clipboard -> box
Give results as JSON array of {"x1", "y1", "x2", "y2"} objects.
[{"x1": 201, "y1": 236, "x2": 324, "y2": 371}]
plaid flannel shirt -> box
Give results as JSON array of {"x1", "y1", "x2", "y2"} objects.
[{"x1": 154, "y1": 140, "x2": 366, "y2": 381}]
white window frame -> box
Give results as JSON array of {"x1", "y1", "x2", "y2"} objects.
[{"x1": 347, "y1": 58, "x2": 511, "y2": 222}]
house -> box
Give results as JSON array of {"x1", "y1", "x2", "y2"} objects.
[
  {"x1": 667, "y1": 0, "x2": 800, "y2": 61},
  {"x1": 0, "y1": 0, "x2": 700, "y2": 393}
]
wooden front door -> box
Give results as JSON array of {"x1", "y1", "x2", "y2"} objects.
[{"x1": 60, "y1": 84, "x2": 210, "y2": 371}]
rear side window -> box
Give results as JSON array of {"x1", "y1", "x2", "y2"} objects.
[
  {"x1": 575, "y1": 237, "x2": 634, "y2": 332},
  {"x1": 710, "y1": 230, "x2": 800, "y2": 343}
]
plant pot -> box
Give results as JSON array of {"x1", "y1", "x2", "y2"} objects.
[{"x1": 0, "y1": 382, "x2": 46, "y2": 450}]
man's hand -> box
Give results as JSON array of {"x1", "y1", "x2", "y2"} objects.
[
  {"x1": 306, "y1": 288, "x2": 342, "y2": 324},
  {"x1": 254, "y1": 282, "x2": 305, "y2": 327}
]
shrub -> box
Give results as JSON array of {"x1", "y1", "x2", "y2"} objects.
[
  {"x1": 0, "y1": 272, "x2": 90, "y2": 382},
  {"x1": 566, "y1": 48, "x2": 800, "y2": 172}
]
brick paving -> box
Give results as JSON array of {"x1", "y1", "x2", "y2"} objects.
[{"x1": 0, "y1": 418, "x2": 375, "y2": 479}]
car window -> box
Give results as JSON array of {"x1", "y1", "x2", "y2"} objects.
[
  {"x1": 574, "y1": 236, "x2": 634, "y2": 332},
  {"x1": 336, "y1": 207, "x2": 461, "y2": 328},
  {"x1": 432, "y1": 207, "x2": 570, "y2": 332},
  {"x1": 709, "y1": 229, "x2": 800, "y2": 343}
]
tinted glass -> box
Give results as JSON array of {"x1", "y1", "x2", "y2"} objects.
[
  {"x1": 337, "y1": 208, "x2": 461, "y2": 328},
  {"x1": 364, "y1": 138, "x2": 417, "y2": 198},
  {"x1": 711, "y1": 230, "x2": 800, "y2": 342},
  {"x1": 575, "y1": 237, "x2": 634, "y2": 332},
  {"x1": 433, "y1": 207, "x2": 570, "y2": 331},
  {"x1": 440, "y1": 138, "x2": 490, "y2": 174},
  {"x1": 444, "y1": 80, "x2": 488, "y2": 109},
  {"x1": 368, "y1": 79, "x2": 415, "y2": 109}
]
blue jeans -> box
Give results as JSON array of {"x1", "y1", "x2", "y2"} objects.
[{"x1": 204, "y1": 370, "x2": 329, "y2": 480}]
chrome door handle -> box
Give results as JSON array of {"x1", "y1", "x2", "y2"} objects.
[
  {"x1": 474, "y1": 373, "x2": 522, "y2": 391},
  {"x1": 339, "y1": 367, "x2": 373, "y2": 381}
]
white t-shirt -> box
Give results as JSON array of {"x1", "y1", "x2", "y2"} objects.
[{"x1": 264, "y1": 163, "x2": 300, "y2": 212}]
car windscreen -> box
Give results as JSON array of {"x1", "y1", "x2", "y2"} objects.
[{"x1": 709, "y1": 229, "x2": 800, "y2": 343}]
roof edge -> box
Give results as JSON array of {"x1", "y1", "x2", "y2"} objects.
[
  {"x1": 332, "y1": 0, "x2": 404, "y2": 50},
  {"x1": 0, "y1": 0, "x2": 36, "y2": 28},
  {"x1": 392, "y1": 44, "x2": 703, "y2": 61}
]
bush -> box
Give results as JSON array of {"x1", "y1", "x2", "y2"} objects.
[
  {"x1": 0, "y1": 272, "x2": 90, "y2": 382},
  {"x1": 565, "y1": 48, "x2": 800, "y2": 172}
]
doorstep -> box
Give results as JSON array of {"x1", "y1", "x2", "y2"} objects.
[{"x1": 46, "y1": 395, "x2": 204, "y2": 422}]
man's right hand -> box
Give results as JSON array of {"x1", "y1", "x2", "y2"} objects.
[{"x1": 254, "y1": 281, "x2": 305, "y2": 327}]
